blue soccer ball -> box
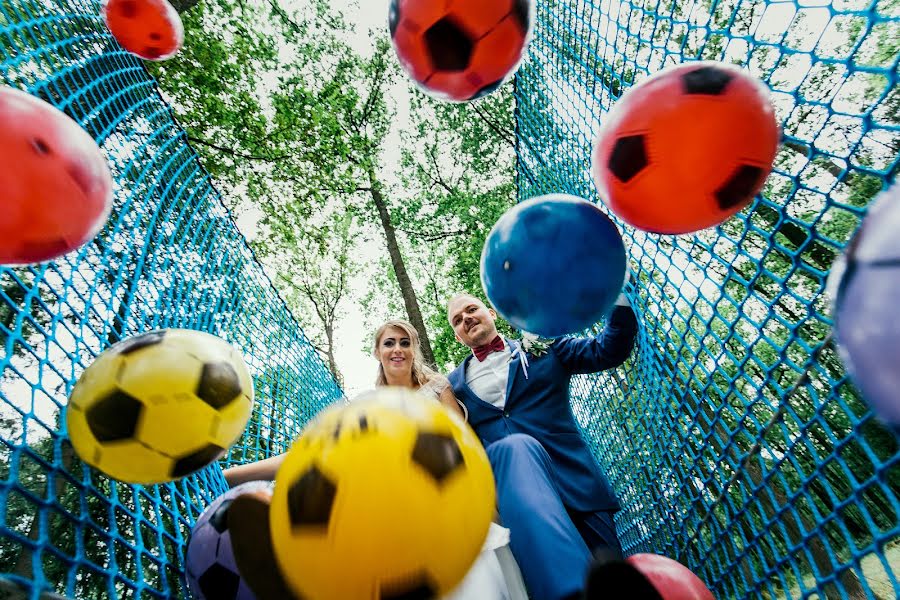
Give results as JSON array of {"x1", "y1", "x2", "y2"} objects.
[
  {"x1": 185, "y1": 481, "x2": 272, "y2": 600},
  {"x1": 829, "y1": 184, "x2": 900, "y2": 433},
  {"x1": 481, "y1": 194, "x2": 627, "y2": 337}
]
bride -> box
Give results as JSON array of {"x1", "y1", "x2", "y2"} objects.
[
  {"x1": 224, "y1": 319, "x2": 528, "y2": 600},
  {"x1": 371, "y1": 319, "x2": 528, "y2": 600}
]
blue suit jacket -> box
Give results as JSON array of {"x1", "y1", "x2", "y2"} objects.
[{"x1": 448, "y1": 305, "x2": 638, "y2": 513}]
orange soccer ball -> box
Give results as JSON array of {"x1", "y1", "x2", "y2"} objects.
[
  {"x1": 103, "y1": 0, "x2": 184, "y2": 61},
  {"x1": 592, "y1": 61, "x2": 779, "y2": 235},
  {"x1": 389, "y1": 0, "x2": 534, "y2": 102}
]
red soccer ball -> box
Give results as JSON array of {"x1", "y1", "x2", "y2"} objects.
[
  {"x1": 592, "y1": 61, "x2": 779, "y2": 234},
  {"x1": 103, "y1": 0, "x2": 184, "y2": 61},
  {"x1": 389, "y1": 0, "x2": 534, "y2": 102},
  {"x1": 627, "y1": 554, "x2": 715, "y2": 599},
  {"x1": 587, "y1": 552, "x2": 715, "y2": 600},
  {"x1": 0, "y1": 87, "x2": 113, "y2": 265}
]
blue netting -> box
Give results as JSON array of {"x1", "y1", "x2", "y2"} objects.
[
  {"x1": 0, "y1": 1, "x2": 342, "y2": 598},
  {"x1": 2, "y1": 0, "x2": 899, "y2": 598},
  {"x1": 516, "y1": 0, "x2": 898, "y2": 598}
]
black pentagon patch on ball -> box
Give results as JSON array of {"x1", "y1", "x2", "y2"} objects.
[
  {"x1": 388, "y1": 0, "x2": 400, "y2": 37},
  {"x1": 411, "y1": 432, "x2": 464, "y2": 484},
  {"x1": 86, "y1": 390, "x2": 144, "y2": 442},
  {"x1": 715, "y1": 164, "x2": 764, "y2": 210},
  {"x1": 608, "y1": 135, "x2": 649, "y2": 183},
  {"x1": 287, "y1": 465, "x2": 337, "y2": 528},
  {"x1": 171, "y1": 444, "x2": 226, "y2": 479},
  {"x1": 380, "y1": 572, "x2": 439, "y2": 600},
  {"x1": 682, "y1": 65, "x2": 734, "y2": 95},
  {"x1": 424, "y1": 18, "x2": 473, "y2": 72},
  {"x1": 196, "y1": 362, "x2": 242, "y2": 409},
  {"x1": 511, "y1": 0, "x2": 532, "y2": 32},
  {"x1": 585, "y1": 550, "x2": 664, "y2": 600},
  {"x1": 209, "y1": 498, "x2": 235, "y2": 534},
  {"x1": 471, "y1": 79, "x2": 505, "y2": 101},
  {"x1": 117, "y1": 330, "x2": 165, "y2": 355},
  {"x1": 118, "y1": 0, "x2": 138, "y2": 18},
  {"x1": 198, "y1": 562, "x2": 241, "y2": 600}
]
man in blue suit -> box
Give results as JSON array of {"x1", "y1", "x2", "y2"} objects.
[{"x1": 447, "y1": 292, "x2": 638, "y2": 600}]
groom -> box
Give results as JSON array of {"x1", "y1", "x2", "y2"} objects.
[{"x1": 447, "y1": 292, "x2": 638, "y2": 600}]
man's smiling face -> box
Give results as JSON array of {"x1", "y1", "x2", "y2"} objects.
[{"x1": 448, "y1": 295, "x2": 499, "y2": 349}]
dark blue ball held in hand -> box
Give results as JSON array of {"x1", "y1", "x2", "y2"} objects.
[
  {"x1": 185, "y1": 480, "x2": 273, "y2": 600},
  {"x1": 829, "y1": 184, "x2": 900, "y2": 434},
  {"x1": 481, "y1": 194, "x2": 627, "y2": 337}
]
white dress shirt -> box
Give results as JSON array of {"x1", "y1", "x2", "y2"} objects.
[{"x1": 466, "y1": 338, "x2": 512, "y2": 409}]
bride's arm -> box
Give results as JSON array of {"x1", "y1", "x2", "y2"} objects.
[
  {"x1": 222, "y1": 453, "x2": 286, "y2": 487},
  {"x1": 438, "y1": 386, "x2": 468, "y2": 421}
]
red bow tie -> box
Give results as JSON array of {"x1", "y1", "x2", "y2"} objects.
[{"x1": 473, "y1": 336, "x2": 505, "y2": 362}]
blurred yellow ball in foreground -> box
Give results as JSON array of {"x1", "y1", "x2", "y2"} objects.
[
  {"x1": 67, "y1": 329, "x2": 254, "y2": 484},
  {"x1": 270, "y1": 387, "x2": 495, "y2": 600}
]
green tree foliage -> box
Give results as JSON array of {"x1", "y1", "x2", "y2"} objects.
[
  {"x1": 262, "y1": 209, "x2": 358, "y2": 384},
  {"x1": 371, "y1": 88, "x2": 519, "y2": 369},
  {"x1": 151, "y1": 0, "x2": 440, "y2": 366}
]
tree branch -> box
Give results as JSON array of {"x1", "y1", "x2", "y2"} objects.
[
  {"x1": 264, "y1": 0, "x2": 306, "y2": 35},
  {"x1": 186, "y1": 135, "x2": 289, "y2": 161},
  {"x1": 782, "y1": 140, "x2": 851, "y2": 181},
  {"x1": 471, "y1": 102, "x2": 515, "y2": 148},
  {"x1": 427, "y1": 145, "x2": 457, "y2": 195},
  {"x1": 396, "y1": 226, "x2": 467, "y2": 242},
  {"x1": 356, "y1": 51, "x2": 388, "y2": 132}
]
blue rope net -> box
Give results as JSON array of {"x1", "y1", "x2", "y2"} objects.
[
  {"x1": 0, "y1": 1, "x2": 342, "y2": 598},
  {"x1": 516, "y1": 0, "x2": 898, "y2": 598},
  {"x1": 1, "y1": 0, "x2": 898, "y2": 598}
]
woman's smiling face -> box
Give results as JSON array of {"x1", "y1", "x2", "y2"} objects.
[{"x1": 377, "y1": 326, "x2": 414, "y2": 380}]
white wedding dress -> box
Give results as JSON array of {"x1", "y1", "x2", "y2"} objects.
[{"x1": 416, "y1": 377, "x2": 529, "y2": 600}]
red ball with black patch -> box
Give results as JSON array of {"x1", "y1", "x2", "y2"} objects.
[
  {"x1": 586, "y1": 552, "x2": 714, "y2": 600},
  {"x1": 389, "y1": 0, "x2": 534, "y2": 102},
  {"x1": 0, "y1": 87, "x2": 113, "y2": 265},
  {"x1": 592, "y1": 61, "x2": 779, "y2": 234},
  {"x1": 103, "y1": 0, "x2": 184, "y2": 61}
]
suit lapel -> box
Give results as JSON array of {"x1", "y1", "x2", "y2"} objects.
[
  {"x1": 505, "y1": 338, "x2": 522, "y2": 406},
  {"x1": 455, "y1": 354, "x2": 502, "y2": 412}
]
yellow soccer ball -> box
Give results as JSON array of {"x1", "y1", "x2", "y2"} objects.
[
  {"x1": 270, "y1": 387, "x2": 495, "y2": 600},
  {"x1": 66, "y1": 329, "x2": 254, "y2": 484}
]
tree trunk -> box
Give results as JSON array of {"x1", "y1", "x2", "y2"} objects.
[
  {"x1": 366, "y1": 169, "x2": 436, "y2": 366},
  {"x1": 323, "y1": 323, "x2": 343, "y2": 387}
]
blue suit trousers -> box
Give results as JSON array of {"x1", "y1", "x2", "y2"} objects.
[{"x1": 486, "y1": 434, "x2": 622, "y2": 600}]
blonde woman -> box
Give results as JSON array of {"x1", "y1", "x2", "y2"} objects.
[
  {"x1": 223, "y1": 320, "x2": 527, "y2": 600},
  {"x1": 372, "y1": 319, "x2": 468, "y2": 418},
  {"x1": 370, "y1": 319, "x2": 527, "y2": 600},
  {"x1": 222, "y1": 319, "x2": 463, "y2": 485}
]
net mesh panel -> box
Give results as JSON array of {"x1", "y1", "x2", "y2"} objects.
[
  {"x1": 516, "y1": 0, "x2": 898, "y2": 598},
  {"x1": 1, "y1": 0, "x2": 898, "y2": 598},
  {"x1": 0, "y1": 1, "x2": 342, "y2": 598}
]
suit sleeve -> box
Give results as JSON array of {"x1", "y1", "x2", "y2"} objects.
[{"x1": 552, "y1": 305, "x2": 639, "y2": 374}]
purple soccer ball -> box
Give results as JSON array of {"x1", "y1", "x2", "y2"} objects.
[
  {"x1": 185, "y1": 481, "x2": 273, "y2": 600},
  {"x1": 829, "y1": 183, "x2": 900, "y2": 433}
]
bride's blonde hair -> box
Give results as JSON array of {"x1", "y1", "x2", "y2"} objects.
[{"x1": 373, "y1": 319, "x2": 438, "y2": 387}]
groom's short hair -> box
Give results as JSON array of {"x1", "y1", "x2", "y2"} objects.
[{"x1": 446, "y1": 292, "x2": 487, "y2": 316}]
